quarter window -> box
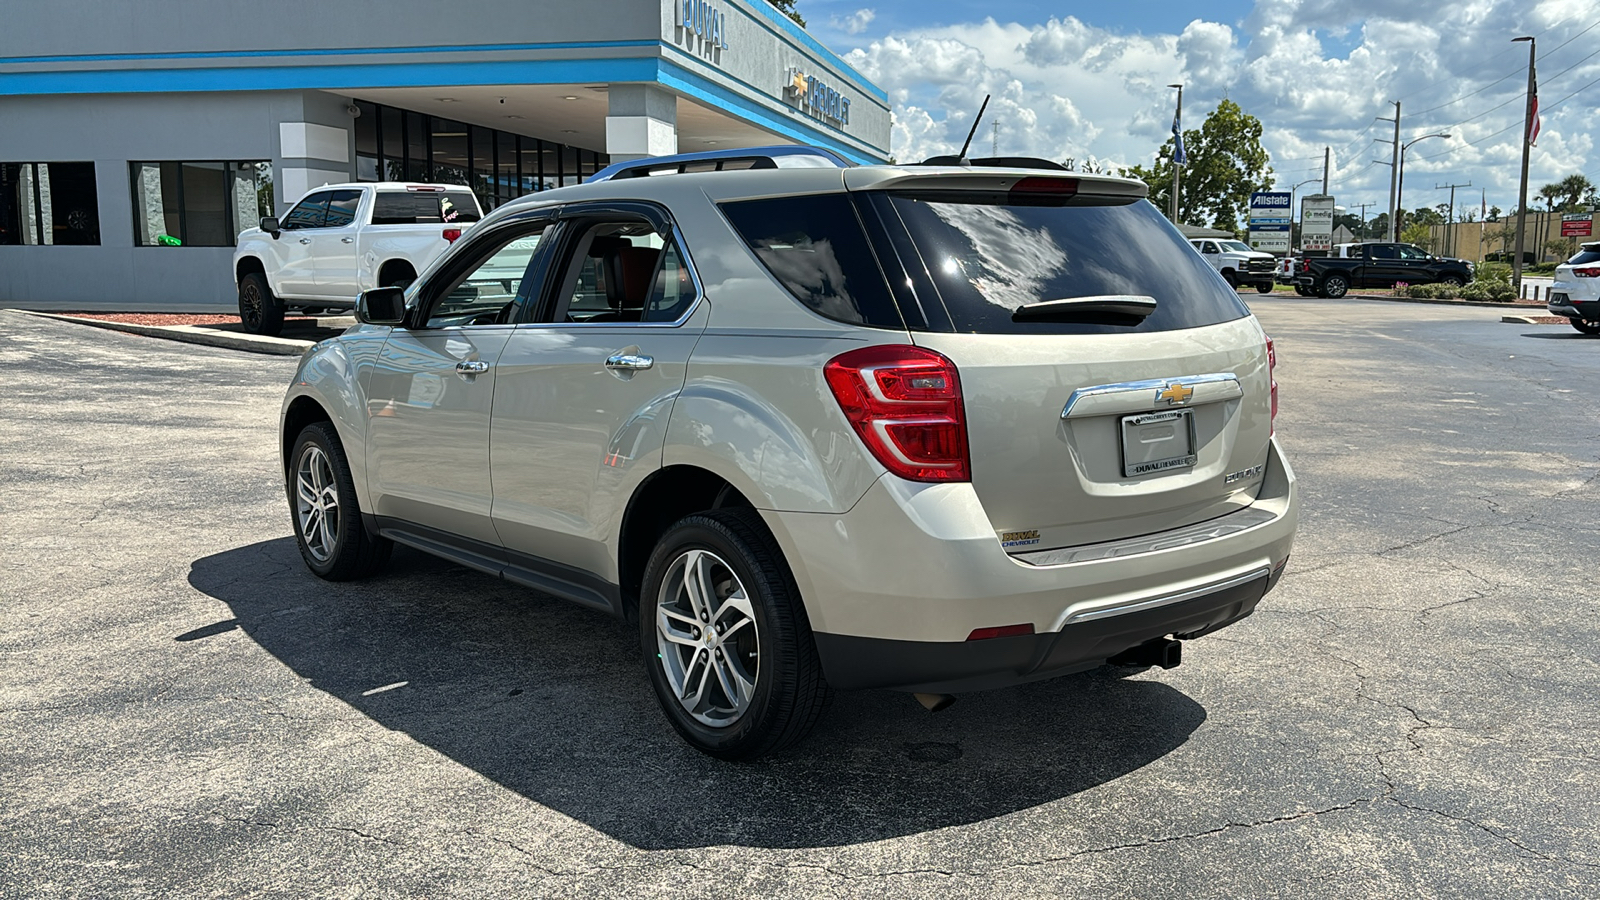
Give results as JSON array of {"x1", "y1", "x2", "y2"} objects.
[
  {"x1": 130, "y1": 161, "x2": 272, "y2": 247},
  {"x1": 0, "y1": 162, "x2": 100, "y2": 246}
]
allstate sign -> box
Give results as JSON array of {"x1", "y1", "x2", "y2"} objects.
[{"x1": 1249, "y1": 192, "x2": 1292, "y2": 218}]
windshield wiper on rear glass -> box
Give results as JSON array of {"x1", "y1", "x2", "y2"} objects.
[{"x1": 1010, "y1": 295, "x2": 1157, "y2": 326}]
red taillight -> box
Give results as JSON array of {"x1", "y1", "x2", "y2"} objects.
[
  {"x1": 1298, "y1": 259, "x2": 1311, "y2": 273},
  {"x1": 823, "y1": 345, "x2": 970, "y2": 483},
  {"x1": 1574, "y1": 267, "x2": 1600, "y2": 277},
  {"x1": 442, "y1": 228, "x2": 462, "y2": 243},
  {"x1": 1266, "y1": 336, "x2": 1279, "y2": 435},
  {"x1": 1010, "y1": 176, "x2": 1079, "y2": 196},
  {"x1": 968, "y1": 623, "x2": 1035, "y2": 641}
]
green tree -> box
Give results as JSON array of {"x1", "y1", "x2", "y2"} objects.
[
  {"x1": 1122, "y1": 99, "x2": 1274, "y2": 233},
  {"x1": 1538, "y1": 173, "x2": 1594, "y2": 211},
  {"x1": 1400, "y1": 220, "x2": 1434, "y2": 252},
  {"x1": 767, "y1": 0, "x2": 804, "y2": 26}
]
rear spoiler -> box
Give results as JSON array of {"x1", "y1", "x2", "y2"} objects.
[{"x1": 842, "y1": 167, "x2": 1148, "y2": 200}]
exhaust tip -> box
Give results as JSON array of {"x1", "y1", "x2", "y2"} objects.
[{"x1": 914, "y1": 692, "x2": 957, "y2": 712}]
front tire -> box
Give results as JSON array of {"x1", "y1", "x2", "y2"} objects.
[
  {"x1": 1441, "y1": 275, "x2": 1465, "y2": 287},
  {"x1": 640, "y1": 509, "x2": 829, "y2": 760},
  {"x1": 238, "y1": 272, "x2": 285, "y2": 336},
  {"x1": 1570, "y1": 318, "x2": 1600, "y2": 335},
  {"x1": 1222, "y1": 271, "x2": 1238, "y2": 289},
  {"x1": 288, "y1": 422, "x2": 392, "y2": 580},
  {"x1": 1321, "y1": 274, "x2": 1350, "y2": 299},
  {"x1": 1255, "y1": 282, "x2": 1273, "y2": 294}
]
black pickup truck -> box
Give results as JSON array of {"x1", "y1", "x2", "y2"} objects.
[{"x1": 1294, "y1": 243, "x2": 1474, "y2": 298}]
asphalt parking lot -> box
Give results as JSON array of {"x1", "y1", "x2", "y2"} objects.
[{"x1": 3, "y1": 298, "x2": 1598, "y2": 897}]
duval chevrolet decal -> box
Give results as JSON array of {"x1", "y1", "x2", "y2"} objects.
[
  {"x1": 783, "y1": 67, "x2": 850, "y2": 126},
  {"x1": 675, "y1": 0, "x2": 730, "y2": 56}
]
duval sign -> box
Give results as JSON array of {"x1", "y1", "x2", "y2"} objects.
[{"x1": 675, "y1": 0, "x2": 730, "y2": 57}]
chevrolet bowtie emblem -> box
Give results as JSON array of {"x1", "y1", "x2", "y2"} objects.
[{"x1": 1156, "y1": 382, "x2": 1194, "y2": 405}]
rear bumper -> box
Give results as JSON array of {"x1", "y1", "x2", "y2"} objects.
[
  {"x1": 1550, "y1": 296, "x2": 1600, "y2": 318},
  {"x1": 764, "y1": 438, "x2": 1298, "y2": 692},
  {"x1": 816, "y1": 566, "x2": 1277, "y2": 692}
]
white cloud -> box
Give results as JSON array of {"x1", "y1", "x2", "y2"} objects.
[
  {"x1": 842, "y1": 1, "x2": 1599, "y2": 212},
  {"x1": 831, "y1": 8, "x2": 876, "y2": 36}
]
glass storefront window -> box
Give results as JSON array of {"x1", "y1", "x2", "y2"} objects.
[
  {"x1": 349, "y1": 99, "x2": 607, "y2": 207},
  {"x1": 0, "y1": 162, "x2": 101, "y2": 246},
  {"x1": 129, "y1": 160, "x2": 272, "y2": 247}
]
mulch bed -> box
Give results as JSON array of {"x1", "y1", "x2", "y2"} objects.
[{"x1": 63, "y1": 313, "x2": 310, "y2": 327}]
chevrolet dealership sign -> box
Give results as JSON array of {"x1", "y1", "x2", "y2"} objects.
[
  {"x1": 675, "y1": 0, "x2": 730, "y2": 56},
  {"x1": 784, "y1": 67, "x2": 851, "y2": 126}
]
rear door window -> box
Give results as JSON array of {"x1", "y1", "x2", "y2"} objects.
[
  {"x1": 877, "y1": 193, "x2": 1250, "y2": 335},
  {"x1": 372, "y1": 190, "x2": 482, "y2": 225}
]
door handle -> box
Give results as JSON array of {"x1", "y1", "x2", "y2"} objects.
[
  {"x1": 340, "y1": 237, "x2": 355, "y2": 244},
  {"x1": 455, "y1": 360, "x2": 490, "y2": 375},
  {"x1": 299, "y1": 238, "x2": 312, "y2": 245},
  {"x1": 605, "y1": 353, "x2": 654, "y2": 371}
]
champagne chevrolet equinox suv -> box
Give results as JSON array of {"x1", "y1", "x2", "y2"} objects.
[{"x1": 281, "y1": 147, "x2": 1298, "y2": 759}]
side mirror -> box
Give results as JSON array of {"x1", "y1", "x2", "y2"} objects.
[
  {"x1": 260, "y1": 216, "x2": 281, "y2": 240},
  {"x1": 356, "y1": 287, "x2": 407, "y2": 326}
]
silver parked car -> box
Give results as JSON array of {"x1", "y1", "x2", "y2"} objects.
[{"x1": 281, "y1": 147, "x2": 1298, "y2": 759}]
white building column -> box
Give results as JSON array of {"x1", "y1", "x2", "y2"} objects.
[{"x1": 605, "y1": 85, "x2": 678, "y2": 162}]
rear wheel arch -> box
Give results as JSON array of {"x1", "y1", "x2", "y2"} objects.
[
  {"x1": 618, "y1": 465, "x2": 757, "y2": 622},
  {"x1": 378, "y1": 259, "x2": 417, "y2": 288}
]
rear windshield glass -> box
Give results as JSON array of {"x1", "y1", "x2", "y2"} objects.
[
  {"x1": 883, "y1": 194, "x2": 1251, "y2": 335},
  {"x1": 371, "y1": 191, "x2": 482, "y2": 225},
  {"x1": 1571, "y1": 244, "x2": 1600, "y2": 265},
  {"x1": 719, "y1": 194, "x2": 903, "y2": 328}
]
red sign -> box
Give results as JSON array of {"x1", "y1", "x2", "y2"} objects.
[{"x1": 1563, "y1": 216, "x2": 1594, "y2": 237}]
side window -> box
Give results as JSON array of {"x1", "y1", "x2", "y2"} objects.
[
  {"x1": 323, "y1": 190, "x2": 362, "y2": 228},
  {"x1": 1398, "y1": 244, "x2": 1428, "y2": 260},
  {"x1": 550, "y1": 220, "x2": 676, "y2": 324},
  {"x1": 1201, "y1": 241, "x2": 1219, "y2": 254},
  {"x1": 423, "y1": 225, "x2": 547, "y2": 328},
  {"x1": 372, "y1": 192, "x2": 438, "y2": 224},
  {"x1": 281, "y1": 192, "x2": 331, "y2": 230},
  {"x1": 1367, "y1": 244, "x2": 1397, "y2": 260}
]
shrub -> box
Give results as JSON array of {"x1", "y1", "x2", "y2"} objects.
[
  {"x1": 1475, "y1": 262, "x2": 1512, "y2": 285},
  {"x1": 1405, "y1": 282, "x2": 1460, "y2": 300},
  {"x1": 1458, "y1": 280, "x2": 1517, "y2": 302}
]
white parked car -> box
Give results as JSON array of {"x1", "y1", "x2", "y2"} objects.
[
  {"x1": 1549, "y1": 241, "x2": 1600, "y2": 335},
  {"x1": 1188, "y1": 239, "x2": 1277, "y2": 293},
  {"x1": 233, "y1": 182, "x2": 483, "y2": 335}
]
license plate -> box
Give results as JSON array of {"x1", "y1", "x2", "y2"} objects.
[{"x1": 1121, "y1": 409, "x2": 1196, "y2": 478}]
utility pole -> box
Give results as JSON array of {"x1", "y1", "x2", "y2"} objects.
[
  {"x1": 1356, "y1": 201, "x2": 1373, "y2": 239},
  {"x1": 1168, "y1": 84, "x2": 1184, "y2": 224},
  {"x1": 1435, "y1": 181, "x2": 1471, "y2": 258},
  {"x1": 1376, "y1": 101, "x2": 1401, "y2": 241},
  {"x1": 992, "y1": 120, "x2": 998, "y2": 157},
  {"x1": 1511, "y1": 35, "x2": 1536, "y2": 295},
  {"x1": 1322, "y1": 146, "x2": 1330, "y2": 195}
]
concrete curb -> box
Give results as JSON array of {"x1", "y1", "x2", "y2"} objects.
[
  {"x1": 12, "y1": 310, "x2": 315, "y2": 356},
  {"x1": 1501, "y1": 314, "x2": 1569, "y2": 325},
  {"x1": 1351, "y1": 294, "x2": 1544, "y2": 310}
]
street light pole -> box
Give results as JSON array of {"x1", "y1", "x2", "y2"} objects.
[
  {"x1": 1376, "y1": 101, "x2": 1401, "y2": 241},
  {"x1": 1395, "y1": 132, "x2": 1450, "y2": 242},
  {"x1": 1511, "y1": 36, "x2": 1536, "y2": 296},
  {"x1": 1168, "y1": 84, "x2": 1183, "y2": 224}
]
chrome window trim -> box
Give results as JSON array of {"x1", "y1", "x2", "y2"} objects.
[{"x1": 1062, "y1": 372, "x2": 1242, "y2": 419}]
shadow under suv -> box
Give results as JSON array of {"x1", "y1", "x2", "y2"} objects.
[{"x1": 280, "y1": 147, "x2": 1298, "y2": 759}]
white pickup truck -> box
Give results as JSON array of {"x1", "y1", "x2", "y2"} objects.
[
  {"x1": 233, "y1": 182, "x2": 483, "y2": 335},
  {"x1": 1188, "y1": 238, "x2": 1278, "y2": 293}
]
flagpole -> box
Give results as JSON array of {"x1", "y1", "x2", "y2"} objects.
[
  {"x1": 1511, "y1": 35, "x2": 1536, "y2": 296},
  {"x1": 1168, "y1": 84, "x2": 1183, "y2": 225}
]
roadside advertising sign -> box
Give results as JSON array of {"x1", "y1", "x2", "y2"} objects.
[
  {"x1": 1249, "y1": 191, "x2": 1292, "y2": 254},
  {"x1": 1300, "y1": 194, "x2": 1335, "y2": 253},
  {"x1": 1562, "y1": 214, "x2": 1593, "y2": 238}
]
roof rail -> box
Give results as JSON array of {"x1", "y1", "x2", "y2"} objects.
[{"x1": 588, "y1": 146, "x2": 854, "y2": 183}]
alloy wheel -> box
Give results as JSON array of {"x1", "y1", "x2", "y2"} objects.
[
  {"x1": 241, "y1": 282, "x2": 262, "y2": 330},
  {"x1": 655, "y1": 548, "x2": 760, "y2": 727},
  {"x1": 294, "y1": 445, "x2": 340, "y2": 562}
]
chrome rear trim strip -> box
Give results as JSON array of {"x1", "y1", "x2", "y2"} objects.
[
  {"x1": 1062, "y1": 372, "x2": 1242, "y2": 419},
  {"x1": 1013, "y1": 505, "x2": 1278, "y2": 567}
]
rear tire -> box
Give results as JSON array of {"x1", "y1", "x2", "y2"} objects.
[
  {"x1": 1293, "y1": 285, "x2": 1311, "y2": 297},
  {"x1": 1321, "y1": 274, "x2": 1350, "y2": 299},
  {"x1": 639, "y1": 509, "x2": 830, "y2": 760},
  {"x1": 238, "y1": 272, "x2": 285, "y2": 336},
  {"x1": 1570, "y1": 318, "x2": 1600, "y2": 335},
  {"x1": 287, "y1": 422, "x2": 392, "y2": 581},
  {"x1": 1255, "y1": 282, "x2": 1273, "y2": 294},
  {"x1": 1441, "y1": 275, "x2": 1465, "y2": 287}
]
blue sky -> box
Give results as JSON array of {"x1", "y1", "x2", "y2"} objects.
[{"x1": 799, "y1": 0, "x2": 1597, "y2": 221}]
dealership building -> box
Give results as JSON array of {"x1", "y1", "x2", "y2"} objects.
[{"x1": 0, "y1": 0, "x2": 890, "y2": 308}]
